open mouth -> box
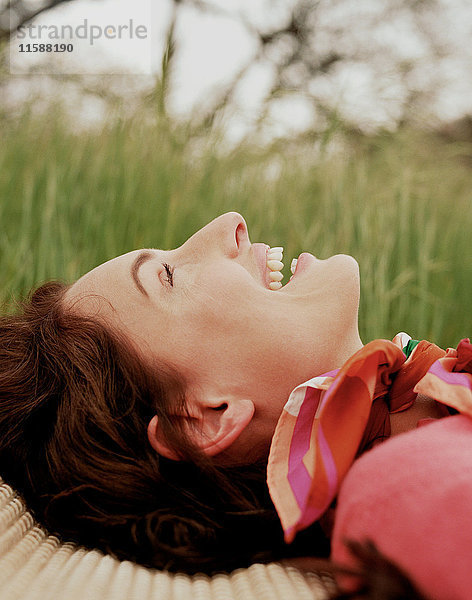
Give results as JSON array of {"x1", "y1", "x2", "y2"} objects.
[{"x1": 252, "y1": 243, "x2": 316, "y2": 291}]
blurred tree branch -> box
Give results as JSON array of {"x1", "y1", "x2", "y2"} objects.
[
  {"x1": 1, "y1": 0, "x2": 464, "y2": 138},
  {"x1": 164, "y1": 0, "x2": 449, "y2": 135},
  {"x1": 0, "y1": 0, "x2": 77, "y2": 41}
]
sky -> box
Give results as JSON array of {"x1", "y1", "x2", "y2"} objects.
[{"x1": 6, "y1": 0, "x2": 472, "y2": 138}]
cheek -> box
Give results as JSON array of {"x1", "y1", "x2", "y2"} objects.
[
  {"x1": 175, "y1": 273, "x2": 273, "y2": 362},
  {"x1": 184, "y1": 265, "x2": 255, "y2": 327},
  {"x1": 185, "y1": 289, "x2": 251, "y2": 338}
]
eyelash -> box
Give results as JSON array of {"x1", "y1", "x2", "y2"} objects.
[{"x1": 162, "y1": 263, "x2": 174, "y2": 287}]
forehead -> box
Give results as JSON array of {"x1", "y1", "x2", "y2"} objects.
[
  {"x1": 76, "y1": 250, "x2": 140, "y2": 289},
  {"x1": 64, "y1": 249, "x2": 143, "y2": 312}
]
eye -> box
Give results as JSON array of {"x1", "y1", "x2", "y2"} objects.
[{"x1": 162, "y1": 263, "x2": 174, "y2": 287}]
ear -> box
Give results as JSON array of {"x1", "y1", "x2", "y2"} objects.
[{"x1": 147, "y1": 398, "x2": 255, "y2": 461}]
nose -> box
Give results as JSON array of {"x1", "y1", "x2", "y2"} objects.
[{"x1": 180, "y1": 212, "x2": 250, "y2": 258}]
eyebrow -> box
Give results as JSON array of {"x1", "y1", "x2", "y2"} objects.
[{"x1": 131, "y1": 251, "x2": 154, "y2": 297}]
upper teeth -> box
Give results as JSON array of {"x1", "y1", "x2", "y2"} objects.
[
  {"x1": 266, "y1": 248, "x2": 299, "y2": 289},
  {"x1": 267, "y1": 246, "x2": 284, "y2": 290}
]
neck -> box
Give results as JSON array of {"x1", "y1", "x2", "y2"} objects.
[
  {"x1": 336, "y1": 330, "x2": 364, "y2": 367},
  {"x1": 389, "y1": 394, "x2": 450, "y2": 437}
]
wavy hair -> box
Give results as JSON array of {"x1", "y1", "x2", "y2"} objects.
[{"x1": 0, "y1": 281, "x2": 329, "y2": 572}]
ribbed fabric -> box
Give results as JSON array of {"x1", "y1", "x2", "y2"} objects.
[{"x1": 0, "y1": 478, "x2": 332, "y2": 600}]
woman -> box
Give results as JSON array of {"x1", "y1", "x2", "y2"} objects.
[
  {"x1": 0, "y1": 212, "x2": 468, "y2": 594},
  {"x1": 0, "y1": 212, "x2": 360, "y2": 573},
  {"x1": 63, "y1": 211, "x2": 363, "y2": 464}
]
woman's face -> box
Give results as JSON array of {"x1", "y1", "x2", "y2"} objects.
[{"x1": 65, "y1": 212, "x2": 362, "y2": 458}]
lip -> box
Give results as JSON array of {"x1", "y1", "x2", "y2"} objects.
[
  {"x1": 283, "y1": 252, "x2": 318, "y2": 287},
  {"x1": 251, "y1": 243, "x2": 271, "y2": 288},
  {"x1": 292, "y1": 252, "x2": 318, "y2": 276}
]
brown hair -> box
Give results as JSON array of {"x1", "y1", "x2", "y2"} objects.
[
  {"x1": 0, "y1": 281, "x2": 329, "y2": 572},
  {"x1": 330, "y1": 540, "x2": 429, "y2": 600}
]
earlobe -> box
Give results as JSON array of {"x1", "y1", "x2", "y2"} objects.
[{"x1": 198, "y1": 398, "x2": 255, "y2": 457}]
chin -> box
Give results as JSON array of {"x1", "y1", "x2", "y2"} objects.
[
  {"x1": 311, "y1": 253, "x2": 361, "y2": 333},
  {"x1": 343, "y1": 257, "x2": 361, "y2": 315},
  {"x1": 326, "y1": 253, "x2": 360, "y2": 288},
  {"x1": 290, "y1": 252, "x2": 360, "y2": 298},
  {"x1": 329, "y1": 252, "x2": 360, "y2": 269}
]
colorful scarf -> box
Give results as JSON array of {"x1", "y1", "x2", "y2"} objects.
[{"x1": 267, "y1": 334, "x2": 472, "y2": 543}]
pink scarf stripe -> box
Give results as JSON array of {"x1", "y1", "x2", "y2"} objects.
[
  {"x1": 429, "y1": 360, "x2": 472, "y2": 389},
  {"x1": 287, "y1": 389, "x2": 321, "y2": 510}
]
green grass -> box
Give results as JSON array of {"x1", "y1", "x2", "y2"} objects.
[{"x1": 1, "y1": 106, "x2": 471, "y2": 348}]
